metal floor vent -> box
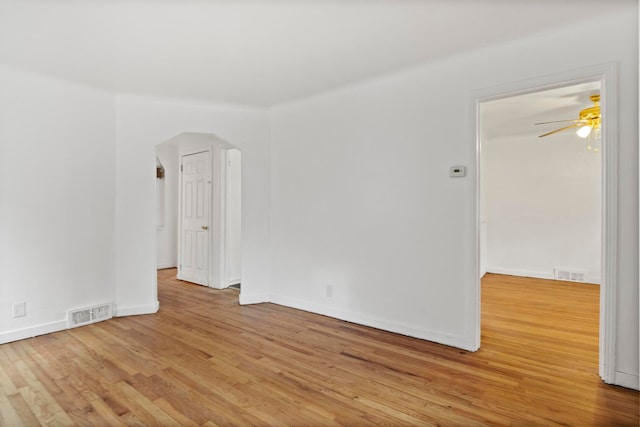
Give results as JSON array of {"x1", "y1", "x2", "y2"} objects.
[
  {"x1": 554, "y1": 268, "x2": 586, "y2": 283},
  {"x1": 68, "y1": 303, "x2": 114, "y2": 328}
]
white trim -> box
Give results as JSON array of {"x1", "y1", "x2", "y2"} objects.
[
  {"x1": 270, "y1": 294, "x2": 472, "y2": 351},
  {"x1": 485, "y1": 267, "x2": 600, "y2": 285},
  {"x1": 209, "y1": 145, "x2": 224, "y2": 289},
  {"x1": 0, "y1": 320, "x2": 67, "y2": 345},
  {"x1": 227, "y1": 276, "x2": 242, "y2": 286},
  {"x1": 219, "y1": 147, "x2": 243, "y2": 291},
  {"x1": 598, "y1": 63, "x2": 618, "y2": 385},
  {"x1": 471, "y1": 63, "x2": 618, "y2": 383},
  {"x1": 216, "y1": 147, "x2": 229, "y2": 289},
  {"x1": 157, "y1": 263, "x2": 177, "y2": 270},
  {"x1": 613, "y1": 371, "x2": 640, "y2": 391},
  {"x1": 0, "y1": 302, "x2": 161, "y2": 344},
  {"x1": 486, "y1": 268, "x2": 554, "y2": 280},
  {"x1": 238, "y1": 293, "x2": 270, "y2": 305},
  {"x1": 114, "y1": 301, "x2": 159, "y2": 317}
]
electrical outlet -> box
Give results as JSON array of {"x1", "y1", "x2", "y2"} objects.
[
  {"x1": 449, "y1": 166, "x2": 467, "y2": 177},
  {"x1": 13, "y1": 302, "x2": 26, "y2": 318}
]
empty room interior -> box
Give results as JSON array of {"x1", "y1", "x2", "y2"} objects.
[{"x1": 0, "y1": 0, "x2": 638, "y2": 425}]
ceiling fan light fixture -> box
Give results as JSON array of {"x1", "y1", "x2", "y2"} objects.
[
  {"x1": 536, "y1": 94, "x2": 601, "y2": 142},
  {"x1": 576, "y1": 125, "x2": 592, "y2": 138}
]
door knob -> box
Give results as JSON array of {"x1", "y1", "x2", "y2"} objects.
[{"x1": 201, "y1": 225, "x2": 208, "y2": 230}]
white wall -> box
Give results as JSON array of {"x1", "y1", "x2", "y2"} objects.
[
  {"x1": 114, "y1": 95, "x2": 270, "y2": 315},
  {"x1": 156, "y1": 144, "x2": 179, "y2": 269},
  {"x1": 226, "y1": 148, "x2": 242, "y2": 285},
  {"x1": 482, "y1": 131, "x2": 601, "y2": 283},
  {"x1": 0, "y1": 65, "x2": 116, "y2": 343},
  {"x1": 268, "y1": 8, "x2": 638, "y2": 385}
]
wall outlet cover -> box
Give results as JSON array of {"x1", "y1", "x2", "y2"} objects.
[
  {"x1": 12, "y1": 302, "x2": 26, "y2": 318},
  {"x1": 449, "y1": 166, "x2": 467, "y2": 177}
]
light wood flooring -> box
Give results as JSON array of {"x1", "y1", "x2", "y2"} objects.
[{"x1": 0, "y1": 271, "x2": 637, "y2": 425}]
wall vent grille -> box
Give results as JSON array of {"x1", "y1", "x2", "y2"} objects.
[
  {"x1": 554, "y1": 268, "x2": 586, "y2": 283},
  {"x1": 68, "y1": 303, "x2": 114, "y2": 328}
]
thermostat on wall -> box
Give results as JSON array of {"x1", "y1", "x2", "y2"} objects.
[{"x1": 449, "y1": 166, "x2": 466, "y2": 177}]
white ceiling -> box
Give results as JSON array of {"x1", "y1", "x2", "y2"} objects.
[
  {"x1": 481, "y1": 81, "x2": 602, "y2": 141},
  {"x1": 0, "y1": 0, "x2": 631, "y2": 106}
]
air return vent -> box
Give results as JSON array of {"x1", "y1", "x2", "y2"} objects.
[
  {"x1": 554, "y1": 268, "x2": 586, "y2": 283},
  {"x1": 68, "y1": 303, "x2": 114, "y2": 328}
]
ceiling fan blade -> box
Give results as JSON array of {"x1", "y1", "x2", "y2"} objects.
[
  {"x1": 534, "y1": 119, "x2": 583, "y2": 125},
  {"x1": 538, "y1": 123, "x2": 582, "y2": 138}
]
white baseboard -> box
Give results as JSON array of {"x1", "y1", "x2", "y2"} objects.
[
  {"x1": 157, "y1": 263, "x2": 177, "y2": 270},
  {"x1": 0, "y1": 320, "x2": 67, "y2": 345},
  {"x1": 585, "y1": 276, "x2": 600, "y2": 284},
  {"x1": 614, "y1": 371, "x2": 639, "y2": 390},
  {"x1": 239, "y1": 293, "x2": 270, "y2": 305},
  {"x1": 486, "y1": 267, "x2": 554, "y2": 280},
  {"x1": 486, "y1": 267, "x2": 600, "y2": 284},
  {"x1": 115, "y1": 301, "x2": 159, "y2": 317},
  {"x1": 226, "y1": 276, "x2": 241, "y2": 286},
  {"x1": 269, "y1": 293, "x2": 472, "y2": 351}
]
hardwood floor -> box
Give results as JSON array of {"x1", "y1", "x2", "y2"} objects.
[{"x1": 0, "y1": 271, "x2": 637, "y2": 426}]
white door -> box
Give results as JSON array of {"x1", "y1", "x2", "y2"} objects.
[{"x1": 179, "y1": 151, "x2": 211, "y2": 286}]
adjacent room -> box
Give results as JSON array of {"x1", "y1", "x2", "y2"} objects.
[{"x1": 0, "y1": 0, "x2": 637, "y2": 424}]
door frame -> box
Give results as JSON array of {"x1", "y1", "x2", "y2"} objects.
[
  {"x1": 218, "y1": 147, "x2": 242, "y2": 288},
  {"x1": 177, "y1": 146, "x2": 213, "y2": 286},
  {"x1": 210, "y1": 144, "x2": 238, "y2": 289},
  {"x1": 470, "y1": 63, "x2": 618, "y2": 383}
]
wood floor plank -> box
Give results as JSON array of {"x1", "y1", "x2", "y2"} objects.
[
  {"x1": 0, "y1": 364, "x2": 19, "y2": 396},
  {"x1": 0, "y1": 270, "x2": 637, "y2": 425},
  {"x1": 0, "y1": 391, "x2": 23, "y2": 426},
  {"x1": 17, "y1": 382, "x2": 74, "y2": 426},
  {"x1": 82, "y1": 396, "x2": 128, "y2": 426},
  {"x1": 7, "y1": 393, "x2": 41, "y2": 426},
  {"x1": 113, "y1": 380, "x2": 183, "y2": 426},
  {"x1": 152, "y1": 397, "x2": 201, "y2": 427}
]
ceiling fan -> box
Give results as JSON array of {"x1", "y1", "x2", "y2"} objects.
[{"x1": 535, "y1": 94, "x2": 601, "y2": 139}]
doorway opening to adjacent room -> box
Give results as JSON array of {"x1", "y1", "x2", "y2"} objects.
[
  {"x1": 156, "y1": 132, "x2": 242, "y2": 292},
  {"x1": 473, "y1": 64, "x2": 617, "y2": 384}
]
